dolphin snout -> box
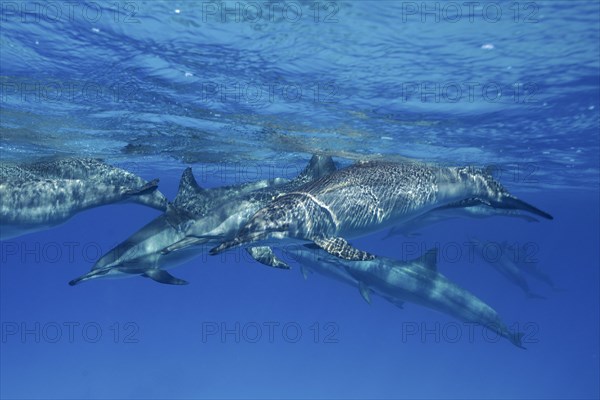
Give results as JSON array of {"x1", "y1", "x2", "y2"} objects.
[{"x1": 496, "y1": 196, "x2": 553, "y2": 220}]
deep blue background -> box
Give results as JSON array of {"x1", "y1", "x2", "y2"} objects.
[{"x1": 1, "y1": 1, "x2": 599, "y2": 399}]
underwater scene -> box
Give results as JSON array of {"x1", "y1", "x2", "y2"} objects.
[{"x1": 0, "y1": 1, "x2": 599, "y2": 399}]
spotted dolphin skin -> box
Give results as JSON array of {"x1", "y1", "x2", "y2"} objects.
[
  {"x1": 0, "y1": 158, "x2": 167, "y2": 240},
  {"x1": 68, "y1": 155, "x2": 336, "y2": 285},
  {"x1": 210, "y1": 161, "x2": 553, "y2": 261},
  {"x1": 287, "y1": 245, "x2": 524, "y2": 348}
]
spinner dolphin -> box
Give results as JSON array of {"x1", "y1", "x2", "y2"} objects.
[{"x1": 210, "y1": 161, "x2": 553, "y2": 262}]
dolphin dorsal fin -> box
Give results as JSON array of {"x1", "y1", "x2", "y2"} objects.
[
  {"x1": 174, "y1": 168, "x2": 204, "y2": 205},
  {"x1": 297, "y1": 155, "x2": 336, "y2": 182},
  {"x1": 417, "y1": 248, "x2": 438, "y2": 271}
]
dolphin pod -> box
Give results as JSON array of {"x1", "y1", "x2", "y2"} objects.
[
  {"x1": 0, "y1": 158, "x2": 167, "y2": 239},
  {"x1": 1, "y1": 155, "x2": 554, "y2": 348},
  {"x1": 68, "y1": 155, "x2": 336, "y2": 285}
]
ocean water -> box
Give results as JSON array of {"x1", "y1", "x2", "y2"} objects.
[{"x1": 0, "y1": 1, "x2": 599, "y2": 399}]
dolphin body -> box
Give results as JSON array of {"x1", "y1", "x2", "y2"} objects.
[
  {"x1": 287, "y1": 245, "x2": 524, "y2": 348},
  {"x1": 210, "y1": 161, "x2": 553, "y2": 262},
  {"x1": 68, "y1": 155, "x2": 336, "y2": 285},
  {"x1": 469, "y1": 238, "x2": 546, "y2": 299},
  {"x1": 383, "y1": 205, "x2": 539, "y2": 239},
  {"x1": 0, "y1": 158, "x2": 167, "y2": 240},
  {"x1": 503, "y1": 242, "x2": 560, "y2": 290}
]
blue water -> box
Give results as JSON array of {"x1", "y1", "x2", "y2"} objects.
[{"x1": 1, "y1": 1, "x2": 599, "y2": 398}]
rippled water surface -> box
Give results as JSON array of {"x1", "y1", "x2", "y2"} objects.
[{"x1": 1, "y1": 1, "x2": 599, "y2": 399}]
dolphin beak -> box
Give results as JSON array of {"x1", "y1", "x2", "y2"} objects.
[
  {"x1": 496, "y1": 197, "x2": 553, "y2": 220},
  {"x1": 68, "y1": 275, "x2": 87, "y2": 286},
  {"x1": 68, "y1": 269, "x2": 108, "y2": 286}
]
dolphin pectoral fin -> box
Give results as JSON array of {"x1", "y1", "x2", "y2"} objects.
[
  {"x1": 312, "y1": 237, "x2": 375, "y2": 261},
  {"x1": 382, "y1": 227, "x2": 397, "y2": 241},
  {"x1": 300, "y1": 266, "x2": 309, "y2": 280},
  {"x1": 125, "y1": 179, "x2": 160, "y2": 196},
  {"x1": 162, "y1": 236, "x2": 213, "y2": 254},
  {"x1": 142, "y1": 270, "x2": 188, "y2": 285},
  {"x1": 526, "y1": 292, "x2": 546, "y2": 300},
  {"x1": 210, "y1": 238, "x2": 242, "y2": 255},
  {"x1": 391, "y1": 299, "x2": 404, "y2": 309},
  {"x1": 247, "y1": 247, "x2": 290, "y2": 269},
  {"x1": 384, "y1": 296, "x2": 404, "y2": 309},
  {"x1": 358, "y1": 282, "x2": 372, "y2": 304}
]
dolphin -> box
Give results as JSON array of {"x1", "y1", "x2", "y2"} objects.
[
  {"x1": 469, "y1": 238, "x2": 546, "y2": 299},
  {"x1": 501, "y1": 241, "x2": 561, "y2": 291},
  {"x1": 0, "y1": 158, "x2": 167, "y2": 239},
  {"x1": 68, "y1": 155, "x2": 336, "y2": 285},
  {"x1": 210, "y1": 161, "x2": 553, "y2": 261},
  {"x1": 286, "y1": 245, "x2": 524, "y2": 348}
]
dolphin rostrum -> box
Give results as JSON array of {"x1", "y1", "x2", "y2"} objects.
[
  {"x1": 210, "y1": 161, "x2": 553, "y2": 261},
  {"x1": 0, "y1": 158, "x2": 167, "y2": 239},
  {"x1": 287, "y1": 245, "x2": 525, "y2": 348},
  {"x1": 68, "y1": 155, "x2": 336, "y2": 285}
]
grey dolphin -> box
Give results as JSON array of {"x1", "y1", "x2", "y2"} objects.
[
  {"x1": 287, "y1": 245, "x2": 524, "y2": 348},
  {"x1": 0, "y1": 158, "x2": 167, "y2": 239},
  {"x1": 469, "y1": 238, "x2": 546, "y2": 299},
  {"x1": 503, "y1": 242, "x2": 560, "y2": 290},
  {"x1": 68, "y1": 155, "x2": 336, "y2": 285},
  {"x1": 210, "y1": 161, "x2": 553, "y2": 260}
]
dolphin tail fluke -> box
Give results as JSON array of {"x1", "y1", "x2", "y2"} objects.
[
  {"x1": 142, "y1": 269, "x2": 188, "y2": 285},
  {"x1": 495, "y1": 197, "x2": 553, "y2": 220}
]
